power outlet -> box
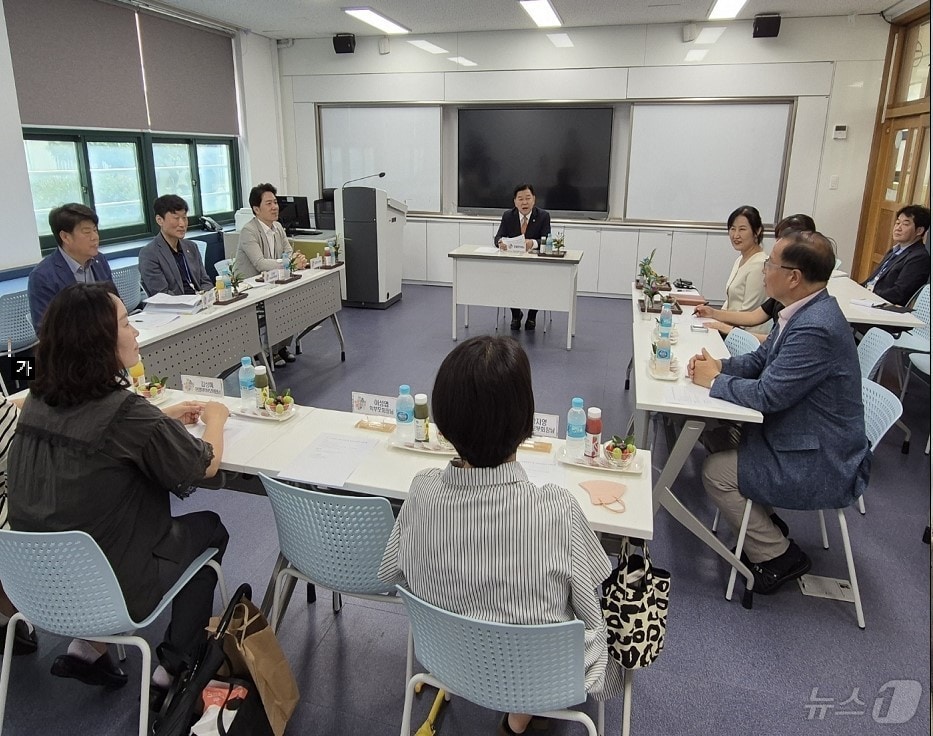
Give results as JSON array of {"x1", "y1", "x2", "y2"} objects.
[{"x1": 829, "y1": 175, "x2": 840, "y2": 190}]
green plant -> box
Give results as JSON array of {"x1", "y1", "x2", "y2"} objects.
[
  {"x1": 228, "y1": 259, "x2": 243, "y2": 294},
  {"x1": 639, "y1": 249, "x2": 657, "y2": 281},
  {"x1": 552, "y1": 232, "x2": 565, "y2": 251}
]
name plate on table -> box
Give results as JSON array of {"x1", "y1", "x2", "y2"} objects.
[
  {"x1": 351, "y1": 392, "x2": 396, "y2": 418},
  {"x1": 532, "y1": 412, "x2": 559, "y2": 438},
  {"x1": 310, "y1": 256, "x2": 323, "y2": 269},
  {"x1": 181, "y1": 375, "x2": 224, "y2": 398}
]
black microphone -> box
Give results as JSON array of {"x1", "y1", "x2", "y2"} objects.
[{"x1": 342, "y1": 171, "x2": 386, "y2": 188}]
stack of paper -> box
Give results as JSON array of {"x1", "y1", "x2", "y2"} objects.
[{"x1": 143, "y1": 293, "x2": 204, "y2": 315}]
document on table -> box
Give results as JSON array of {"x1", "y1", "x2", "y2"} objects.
[
  {"x1": 518, "y1": 452, "x2": 566, "y2": 488},
  {"x1": 850, "y1": 298, "x2": 882, "y2": 308},
  {"x1": 499, "y1": 235, "x2": 527, "y2": 253},
  {"x1": 472, "y1": 246, "x2": 500, "y2": 254},
  {"x1": 187, "y1": 418, "x2": 247, "y2": 446},
  {"x1": 664, "y1": 383, "x2": 740, "y2": 411},
  {"x1": 129, "y1": 312, "x2": 180, "y2": 329},
  {"x1": 278, "y1": 433, "x2": 379, "y2": 488}
]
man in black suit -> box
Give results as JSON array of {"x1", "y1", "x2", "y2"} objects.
[
  {"x1": 862, "y1": 204, "x2": 930, "y2": 306},
  {"x1": 494, "y1": 184, "x2": 551, "y2": 330}
]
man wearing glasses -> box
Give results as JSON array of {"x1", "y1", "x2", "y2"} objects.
[
  {"x1": 138, "y1": 194, "x2": 213, "y2": 297},
  {"x1": 688, "y1": 231, "x2": 870, "y2": 595}
]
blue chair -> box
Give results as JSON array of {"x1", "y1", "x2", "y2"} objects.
[
  {"x1": 397, "y1": 587, "x2": 625, "y2": 736},
  {"x1": 891, "y1": 284, "x2": 931, "y2": 453},
  {"x1": 259, "y1": 475, "x2": 413, "y2": 682},
  {"x1": 111, "y1": 265, "x2": 143, "y2": 313},
  {"x1": 857, "y1": 327, "x2": 896, "y2": 382},
  {"x1": 726, "y1": 378, "x2": 902, "y2": 628},
  {"x1": 0, "y1": 292, "x2": 38, "y2": 395},
  {"x1": 723, "y1": 328, "x2": 759, "y2": 357},
  {"x1": 0, "y1": 530, "x2": 226, "y2": 736}
]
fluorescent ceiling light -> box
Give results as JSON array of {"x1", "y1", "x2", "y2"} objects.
[
  {"x1": 695, "y1": 27, "x2": 726, "y2": 44},
  {"x1": 343, "y1": 7, "x2": 410, "y2": 34},
  {"x1": 448, "y1": 56, "x2": 477, "y2": 67},
  {"x1": 685, "y1": 49, "x2": 708, "y2": 62},
  {"x1": 519, "y1": 0, "x2": 562, "y2": 28},
  {"x1": 408, "y1": 39, "x2": 448, "y2": 54},
  {"x1": 547, "y1": 33, "x2": 574, "y2": 48},
  {"x1": 707, "y1": 0, "x2": 747, "y2": 20}
]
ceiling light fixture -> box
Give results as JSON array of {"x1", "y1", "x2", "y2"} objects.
[
  {"x1": 448, "y1": 56, "x2": 477, "y2": 67},
  {"x1": 343, "y1": 7, "x2": 410, "y2": 34},
  {"x1": 408, "y1": 39, "x2": 448, "y2": 54},
  {"x1": 547, "y1": 33, "x2": 574, "y2": 48},
  {"x1": 519, "y1": 0, "x2": 562, "y2": 28},
  {"x1": 707, "y1": 0, "x2": 747, "y2": 20}
]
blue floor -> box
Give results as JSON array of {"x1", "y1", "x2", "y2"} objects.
[{"x1": 2, "y1": 283, "x2": 929, "y2": 735}]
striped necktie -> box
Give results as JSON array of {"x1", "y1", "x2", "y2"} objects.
[{"x1": 520, "y1": 215, "x2": 528, "y2": 235}]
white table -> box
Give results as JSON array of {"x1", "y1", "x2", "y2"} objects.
[
  {"x1": 825, "y1": 276, "x2": 924, "y2": 329},
  {"x1": 449, "y1": 245, "x2": 583, "y2": 350},
  {"x1": 630, "y1": 294, "x2": 764, "y2": 607}
]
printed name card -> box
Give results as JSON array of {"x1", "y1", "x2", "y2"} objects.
[
  {"x1": 182, "y1": 375, "x2": 224, "y2": 398},
  {"x1": 310, "y1": 256, "x2": 324, "y2": 269},
  {"x1": 200, "y1": 290, "x2": 216, "y2": 309},
  {"x1": 532, "y1": 412, "x2": 559, "y2": 438},
  {"x1": 351, "y1": 392, "x2": 396, "y2": 418}
]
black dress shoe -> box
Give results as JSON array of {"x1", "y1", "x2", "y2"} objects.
[
  {"x1": 50, "y1": 651, "x2": 128, "y2": 689},
  {"x1": 510, "y1": 319, "x2": 521, "y2": 330},
  {"x1": 749, "y1": 540, "x2": 811, "y2": 595},
  {"x1": 525, "y1": 319, "x2": 536, "y2": 331},
  {"x1": 277, "y1": 347, "x2": 296, "y2": 363},
  {"x1": 0, "y1": 619, "x2": 37, "y2": 656}
]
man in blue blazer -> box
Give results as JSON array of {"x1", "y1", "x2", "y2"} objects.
[
  {"x1": 493, "y1": 184, "x2": 551, "y2": 331},
  {"x1": 138, "y1": 194, "x2": 213, "y2": 297},
  {"x1": 861, "y1": 204, "x2": 930, "y2": 306},
  {"x1": 690, "y1": 230, "x2": 871, "y2": 594},
  {"x1": 28, "y1": 204, "x2": 114, "y2": 333}
]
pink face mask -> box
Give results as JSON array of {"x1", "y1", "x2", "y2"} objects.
[{"x1": 579, "y1": 480, "x2": 627, "y2": 514}]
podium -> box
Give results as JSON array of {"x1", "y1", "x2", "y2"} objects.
[{"x1": 335, "y1": 187, "x2": 407, "y2": 308}]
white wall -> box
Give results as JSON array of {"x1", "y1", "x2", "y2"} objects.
[
  {"x1": 276, "y1": 16, "x2": 889, "y2": 272},
  {"x1": 0, "y1": 0, "x2": 41, "y2": 269}
]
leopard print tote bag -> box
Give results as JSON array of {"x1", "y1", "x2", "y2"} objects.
[{"x1": 600, "y1": 539, "x2": 670, "y2": 670}]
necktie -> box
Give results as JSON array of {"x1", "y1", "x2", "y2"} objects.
[
  {"x1": 870, "y1": 248, "x2": 900, "y2": 282},
  {"x1": 520, "y1": 215, "x2": 528, "y2": 235}
]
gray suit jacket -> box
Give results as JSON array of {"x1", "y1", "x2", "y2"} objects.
[
  {"x1": 235, "y1": 217, "x2": 293, "y2": 278},
  {"x1": 138, "y1": 234, "x2": 212, "y2": 296},
  {"x1": 710, "y1": 289, "x2": 871, "y2": 510}
]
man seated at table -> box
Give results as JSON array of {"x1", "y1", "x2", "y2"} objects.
[
  {"x1": 861, "y1": 204, "x2": 930, "y2": 306},
  {"x1": 494, "y1": 184, "x2": 551, "y2": 331},
  {"x1": 689, "y1": 230, "x2": 871, "y2": 594},
  {"x1": 236, "y1": 183, "x2": 307, "y2": 365},
  {"x1": 28, "y1": 203, "x2": 114, "y2": 333},
  {"x1": 138, "y1": 194, "x2": 213, "y2": 297}
]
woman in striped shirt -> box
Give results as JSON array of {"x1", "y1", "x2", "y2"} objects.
[{"x1": 378, "y1": 336, "x2": 622, "y2": 735}]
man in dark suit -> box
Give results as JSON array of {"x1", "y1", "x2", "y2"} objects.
[
  {"x1": 493, "y1": 184, "x2": 551, "y2": 330},
  {"x1": 138, "y1": 194, "x2": 213, "y2": 297},
  {"x1": 862, "y1": 204, "x2": 930, "y2": 306},
  {"x1": 690, "y1": 231, "x2": 871, "y2": 594},
  {"x1": 27, "y1": 203, "x2": 114, "y2": 332}
]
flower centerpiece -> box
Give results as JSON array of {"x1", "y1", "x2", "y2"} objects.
[
  {"x1": 228, "y1": 259, "x2": 244, "y2": 294},
  {"x1": 636, "y1": 249, "x2": 657, "y2": 289},
  {"x1": 552, "y1": 231, "x2": 565, "y2": 252}
]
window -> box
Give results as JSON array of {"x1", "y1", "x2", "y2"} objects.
[{"x1": 24, "y1": 129, "x2": 239, "y2": 250}]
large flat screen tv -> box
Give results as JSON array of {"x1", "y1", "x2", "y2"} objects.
[{"x1": 458, "y1": 107, "x2": 613, "y2": 214}]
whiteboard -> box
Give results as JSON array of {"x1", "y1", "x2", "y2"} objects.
[
  {"x1": 625, "y1": 102, "x2": 792, "y2": 225},
  {"x1": 320, "y1": 106, "x2": 441, "y2": 212}
]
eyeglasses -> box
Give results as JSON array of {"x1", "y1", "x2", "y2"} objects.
[{"x1": 763, "y1": 258, "x2": 798, "y2": 272}]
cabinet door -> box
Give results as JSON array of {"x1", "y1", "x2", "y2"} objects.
[
  {"x1": 426, "y1": 221, "x2": 460, "y2": 283},
  {"x1": 459, "y1": 221, "x2": 495, "y2": 248},
  {"x1": 598, "y1": 230, "x2": 639, "y2": 295},
  {"x1": 702, "y1": 233, "x2": 737, "y2": 304},
  {"x1": 562, "y1": 227, "x2": 600, "y2": 293},
  {"x1": 637, "y1": 231, "x2": 673, "y2": 279},
  {"x1": 402, "y1": 222, "x2": 427, "y2": 281},
  {"x1": 670, "y1": 231, "x2": 708, "y2": 293}
]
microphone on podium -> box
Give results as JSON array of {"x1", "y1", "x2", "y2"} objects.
[{"x1": 342, "y1": 171, "x2": 386, "y2": 187}]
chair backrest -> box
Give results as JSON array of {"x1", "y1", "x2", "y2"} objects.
[
  {"x1": 259, "y1": 474, "x2": 396, "y2": 595},
  {"x1": 0, "y1": 291, "x2": 38, "y2": 352},
  {"x1": 0, "y1": 530, "x2": 135, "y2": 637},
  {"x1": 724, "y1": 328, "x2": 759, "y2": 357},
  {"x1": 313, "y1": 199, "x2": 336, "y2": 230},
  {"x1": 861, "y1": 378, "x2": 903, "y2": 449},
  {"x1": 111, "y1": 265, "x2": 142, "y2": 312},
  {"x1": 908, "y1": 284, "x2": 930, "y2": 341},
  {"x1": 397, "y1": 587, "x2": 587, "y2": 714},
  {"x1": 857, "y1": 327, "x2": 896, "y2": 380}
]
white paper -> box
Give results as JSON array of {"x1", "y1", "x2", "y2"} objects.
[
  {"x1": 830, "y1": 269, "x2": 848, "y2": 279},
  {"x1": 277, "y1": 433, "x2": 379, "y2": 488},
  {"x1": 518, "y1": 452, "x2": 566, "y2": 488},
  {"x1": 499, "y1": 235, "x2": 527, "y2": 252},
  {"x1": 664, "y1": 384, "x2": 737, "y2": 410},
  {"x1": 129, "y1": 312, "x2": 179, "y2": 329},
  {"x1": 472, "y1": 246, "x2": 500, "y2": 254},
  {"x1": 145, "y1": 292, "x2": 201, "y2": 306},
  {"x1": 351, "y1": 391, "x2": 395, "y2": 417},
  {"x1": 850, "y1": 298, "x2": 881, "y2": 308},
  {"x1": 186, "y1": 417, "x2": 247, "y2": 446}
]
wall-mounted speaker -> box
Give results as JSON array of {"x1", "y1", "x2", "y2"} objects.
[
  {"x1": 333, "y1": 33, "x2": 356, "y2": 54},
  {"x1": 752, "y1": 14, "x2": 781, "y2": 38}
]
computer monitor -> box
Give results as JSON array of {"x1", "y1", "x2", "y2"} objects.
[{"x1": 276, "y1": 195, "x2": 312, "y2": 234}]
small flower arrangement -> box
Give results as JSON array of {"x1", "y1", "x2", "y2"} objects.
[
  {"x1": 552, "y1": 232, "x2": 565, "y2": 252},
  {"x1": 228, "y1": 259, "x2": 244, "y2": 294}
]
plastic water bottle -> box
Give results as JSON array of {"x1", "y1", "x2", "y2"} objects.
[
  {"x1": 221, "y1": 272, "x2": 232, "y2": 300},
  {"x1": 282, "y1": 252, "x2": 291, "y2": 277},
  {"x1": 659, "y1": 302, "x2": 673, "y2": 340},
  {"x1": 395, "y1": 385, "x2": 415, "y2": 445},
  {"x1": 655, "y1": 336, "x2": 672, "y2": 373},
  {"x1": 566, "y1": 397, "x2": 586, "y2": 459},
  {"x1": 238, "y1": 356, "x2": 256, "y2": 411},
  {"x1": 546, "y1": 232, "x2": 554, "y2": 252}
]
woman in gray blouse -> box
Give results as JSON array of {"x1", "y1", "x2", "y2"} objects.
[{"x1": 379, "y1": 336, "x2": 622, "y2": 735}]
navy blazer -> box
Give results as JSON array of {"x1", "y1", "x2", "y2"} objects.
[
  {"x1": 27, "y1": 249, "x2": 113, "y2": 333},
  {"x1": 710, "y1": 289, "x2": 871, "y2": 510},
  {"x1": 138, "y1": 233, "x2": 213, "y2": 296},
  {"x1": 863, "y1": 241, "x2": 930, "y2": 306},
  {"x1": 493, "y1": 206, "x2": 551, "y2": 247}
]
